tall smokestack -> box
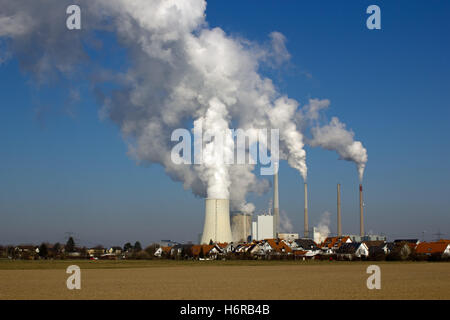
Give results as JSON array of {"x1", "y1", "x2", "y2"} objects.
[
  {"x1": 304, "y1": 183, "x2": 308, "y2": 238},
  {"x1": 359, "y1": 184, "x2": 364, "y2": 237},
  {"x1": 273, "y1": 162, "x2": 279, "y2": 238},
  {"x1": 337, "y1": 183, "x2": 342, "y2": 237}
]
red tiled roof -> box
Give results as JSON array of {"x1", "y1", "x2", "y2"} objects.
[
  {"x1": 191, "y1": 245, "x2": 202, "y2": 256},
  {"x1": 191, "y1": 245, "x2": 217, "y2": 256},
  {"x1": 202, "y1": 245, "x2": 216, "y2": 254},
  {"x1": 416, "y1": 242, "x2": 449, "y2": 254},
  {"x1": 265, "y1": 239, "x2": 292, "y2": 253},
  {"x1": 161, "y1": 246, "x2": 172, "y2": 254},
  {"x1": 278, "y1": 242, "x2": 292, "y2": 253},
  {"x1": 321, "y1": 236, "x2": 350, "y2": 248},
  {"x1": 265, "y1": 239, "x2": 278, "y2": 249}
]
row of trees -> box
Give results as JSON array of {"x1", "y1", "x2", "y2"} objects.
[{"x1": 1, "y1": 237, "x2": 161, "y2": 260}]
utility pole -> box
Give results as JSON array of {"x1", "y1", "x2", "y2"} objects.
[{"x1": 433, "y1": 230, "x2": 445, "y2": 241}]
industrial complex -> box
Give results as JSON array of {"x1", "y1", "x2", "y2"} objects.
[{"x1": 199, "y1": 164, "x2": 379, "y2": 247}]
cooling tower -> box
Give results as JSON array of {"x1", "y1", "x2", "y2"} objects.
[
  {"x1": 273, "y1": 162, "x2": 279, "y2": 238},
  {"x1": 200, "y1": 199, "x2": 233, "y2": 244},
  {"x1": 359, "y1": 184, "x2": 364, "y2": 237},
  {"x1": 304, "y1": 183, "x2": 309, "y2": 238},
  {"x1": 231, "y1": 213, "x2": 252, "y2": 243},
  {"x1": 337, "y1": 183, "x2": 342, "y2": 237}
]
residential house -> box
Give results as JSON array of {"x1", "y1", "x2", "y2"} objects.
[
  {"x1": 364, "y1": 240, "x2": 386, "y2": 258},
  {"x1": 154, "y1": 246, "x2": 172, "y2": 257},
  {"x1": 234, "y1": 243, "x2": 253, "y2": 254},
  {"x1": 336, "y1": 243, "x2": 369, "y2": 260},
  {"x1": 87, "y1": 247, "x2": 105, "y2": 257},
  {"x1": 15, "y1": 245, "x2": 38, "y2": 259},
  {"x1": 295, "y1": 239, "x2": 320, "y2": 251},
  {"x1": 248, "y1": 242, "x2": 263, "y2": 256},
  {"x1": 107, "y1": 247, "x2": 122, "y2": 255},
  {"x1": 415, "y1": 241, "x2": 450, "y2": 257},
  {"x1": 190, "y1": 244, "x2": 222, "y2": 260},
  {"x1": 378, "y1": 241, "x2": 414, "y2": 260},
  {"x1": 170, "y1": 244, "x2": 194, "y2": 258},
  {"x1": 321, "y1": 236, "x2": 352, "y2": 254},
  {"x1": 15, "y1": 245, "x2": 37, "y2": 253},
  {"x1": 293, "y1": 249, "x2": 318, "y2": 260},
  {"x1": 381, "y1": 242, "x2": 396, "y2": 254},
  {"x1": 216, "y1": 243, "x2": 233, "y2": 253},
  {"x1": 262, "y1": 239, "x2": 292, "y2": 255}
]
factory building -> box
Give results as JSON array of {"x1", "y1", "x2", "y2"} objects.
[
  {"x1": 197, "y1": 161, "x2": 374, "y2": 246},
  {"x1": 313, "y1": 227, "x2": 328, "y2": 245},
  {"x1": 252, "y1": 215, "x2": 274, "y2": 241},
  {"x1": 278, "y1": 233, "x2": 299, "y2": 242}
]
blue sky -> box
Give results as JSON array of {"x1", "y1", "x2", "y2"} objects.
[{"x1": 1, "y1": 1, "x2": 450, "y2": 246}]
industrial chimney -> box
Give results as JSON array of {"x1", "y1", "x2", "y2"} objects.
[
  {"x1": 273, "y1": 162, "x2": 279, "y2": 239},
  {"x1": 359, "y1": 184, "x2": 364, "y2": 237},
  {"x1": 200, "y1": 199, "x2": 233, "y2": 244},
  {"x1": 337, "y1": 183, "x2": 342, "y2": 237},
  {"x1": 304, "y1": 183, "x2": 309, "y2": 238}
]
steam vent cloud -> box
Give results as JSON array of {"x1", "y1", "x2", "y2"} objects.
[{"x1": 0, "y1": 0, "x2": 367, "y2": 213}]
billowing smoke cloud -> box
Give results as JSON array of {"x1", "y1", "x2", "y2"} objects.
[
  {"x1": 0, "y1": 0, "x2": 363, "y2": 214},
  {"x1": 267, "y1": 31, "x2": 291, "y2": 66},
  {"x1": 193, "y1": 98, "x2": 234, "y2": 199},
  {"x1": 303, "y1": 99, "x2": 368, "y2": 181},
  {"x1": 269, "y1": 97, "x2": 307, "y2": 180},
  {"x1": 310, "y1": 117, "x2": 367, "y2": 181},
  {"x1": 314, "y1": 211, "x2": 331, "y2": 244},
  {"x1": 93, "y1": 0, "x2": 309, "y2": 207}
]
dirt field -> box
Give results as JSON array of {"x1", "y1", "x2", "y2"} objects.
[{"x1": 0, "y1": 260, "x2": 449, "y2": 299}]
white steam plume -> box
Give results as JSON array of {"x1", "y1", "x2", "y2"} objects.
[
  {"x1": 302, "y1": 99, "x2": 368, "y2": 181},
  {"x1": 310, "y1": 117, "x2": 367, "y2": 181},
  {"x1": 269, "y1": 97, "x2": 307, "y2": 181},
  {"x1": 1, "y1": 0, "x2": 364, "y2": 213},
  {"x1": 314, "y1": 211, "x2": 331, "y2": 244},
  {"x1": 193, "y1": 98, "x2": 234, "y2": 199},
  {"x1": 279, "y1": 210, "x2": 293, "y2": 233}
]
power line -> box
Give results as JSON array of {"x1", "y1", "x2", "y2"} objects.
[{"x1": 433, "y1": 230, "x2": 445, "y2": 241}]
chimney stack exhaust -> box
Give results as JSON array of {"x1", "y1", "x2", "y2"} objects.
[
  {"x1": 304, "y1": 183, "x2": 308, "y2": 238},
  {"x1": 359, "y1": 184, "x2": 364, "y2": 237},
  {"x1": 273, "y1": 162, "x2": 279, "y2": 239},
  {"x1": 337, "y1": 183, "x2": 342, "y2": 237}
]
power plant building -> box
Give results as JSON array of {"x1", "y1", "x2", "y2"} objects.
[
  {"x1": 252, "y1": 215, "x2": 274, "y2": 241},
  {"x1": 313, "y1": 227, "x2": 328, "y2": 245},
  {"x1": 231, "y1": 213, "x2": 252, "y2": 243},
  {"x1": 200, "y1": 198, "x2": 233, "y2": 244},
  {"x1": 278, "y1": 233, "x2": 299, "y2": 241}
]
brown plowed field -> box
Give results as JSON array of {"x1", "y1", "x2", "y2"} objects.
[{"x1": 0, "y1": 260, "x2": 448, "y2": 299}]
